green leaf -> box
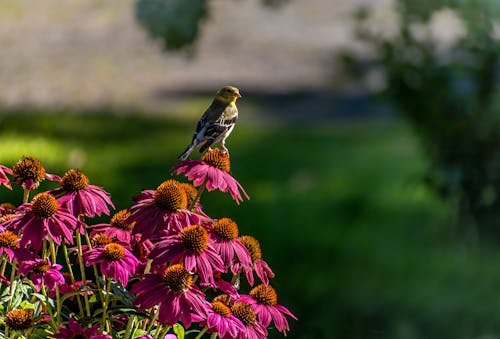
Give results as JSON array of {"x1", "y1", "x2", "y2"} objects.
[
  {"x1": 173, "y1": 323, "x2": 185, "y2": 339},
  {"x1": 19, "y1": 300, "x2": 35, "y2": 309},
  {"x1": 28, "y1": 328, "x2": 52, "y2": 339},
  {"x1": 131, "y1": 328, "x2": 147, "y2": 338}
]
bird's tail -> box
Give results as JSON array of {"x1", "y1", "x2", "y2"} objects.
[{"x1": 178, "y1": 144, "x2": 196, "y2": 161}]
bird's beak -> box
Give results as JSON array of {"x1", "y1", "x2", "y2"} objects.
[{"x1": 234, "y1": 92, "x2": 242, "y2": 98}]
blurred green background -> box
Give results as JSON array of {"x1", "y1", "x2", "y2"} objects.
[{"x1": 3, "y1": 0, "x2": 500, "y2": 338}]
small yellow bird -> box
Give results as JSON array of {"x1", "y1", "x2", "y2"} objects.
[{"x1": 178, "y1": 86, "x2": 242, "y2": 161}]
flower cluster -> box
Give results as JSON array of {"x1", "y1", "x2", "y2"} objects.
[{"x1": 0, "y1": 152, "x2": 295, "y2": 338}]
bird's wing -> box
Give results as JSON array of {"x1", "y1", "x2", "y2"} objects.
[
  {"x1": 211, "y1": 105, "x2": 238, "y2": 131},
  {"x1": 202, "y1": 105, "x2": 238, "y2": 141},
  {"x1": 193, "y1": 102, "x2": 225, "y2": 134},
  {"x1": 189, "y1": 102, "x2": 223, "y2": 144}
]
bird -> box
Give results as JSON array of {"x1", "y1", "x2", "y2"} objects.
[{"x1": 178, "y1": 85, "x2": 242, "y2": 161}]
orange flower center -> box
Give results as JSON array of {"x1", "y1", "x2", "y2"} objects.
[
  {"x1": 91, "y1": 233, "x2": 113, "y2": 247},
  {"x1": 180, "y1": 225, "x2": 208, "y2": 254},
  {"x1": 69, "y1": 332, "x2": 88, "y2": 339},
  {"x1": 202, "y1": 149, "x2": 231, "y2": 172},
  {"x1": 213, "y1": 218, "x2": 239, "y2": 240},
  {"x1": 212, "y1": 301, "x2": 231, "y2": 317},
  {"x1": 12, "y1": 156, "x2": 46, "y2": 184},
  {"x1": 103, "y1": 243, "x2": 125, "y2": 261},
  {"x1": 0, "y1": 231, "x2": 18, "y2": 249},
  {"x1": 31, "y1": 193, "x2": 59, "y2": 218},
  {"x1": 110, "y1": 209, "x2": 135, "y2": 231},
  {"x1": 5, "y1": 309, "x2": 34, "y2": 330},
  {"x1": 154, "y1": 180, "x2": 188, "y2": 211},
  {"x1": 132, "y1": 242, "x2": 146, "y2": 260},
  {"x1": 180, "y1": 183, "x2": 198, "y2": 207},
  {"x1": 161, "y1": 264, "x2": 193, "y2": 292},
  {"x1": 238, "y1": 235, "x2": 262, "y2": 261},
  {"x1": 0, "y1": 202, "x2": 16, "y2": 213},
  {"x1": 250, "y1": 284, "x2": 278, "y2": 306},
  {"x1": 61, "y1": 169, "x2": 89, "y2": 192},
  {"x1": 213, "y1": 294, "x2": 231, "y2": 305},
  {"x1": 33, "y1": 260, "x2": 51, "y2": 274},
  {"x1": 232, "y1": 302, "x2": 256, "y2": 326}
]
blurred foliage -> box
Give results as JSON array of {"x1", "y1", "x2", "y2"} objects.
[
  {"x1": 134, "y1": 0, "x2": 289, "y2": 51},
  {"x1": 343, "y1": 0, "x2": 500, "y2": 236},
  {"x1": 135, "y1": 0, "x2": 207, "y2": 51}
]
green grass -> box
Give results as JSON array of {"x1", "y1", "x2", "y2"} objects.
[{"x1": 0, "y1": 108, "x2": 499, "y2": 338}]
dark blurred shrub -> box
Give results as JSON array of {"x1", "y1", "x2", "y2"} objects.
[
  {"x1": 135, "y1": 0, "x2": 208, "y2": 51},
  {"x1": 343, "y1": 1, "x2": 500, "y2": 235},
  {"x1": 135, "y1": 0, "x2": 288, "y2": 51}
]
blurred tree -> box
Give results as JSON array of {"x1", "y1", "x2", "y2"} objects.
[
  {"x1": 135, "y1": 0, "x2": 207, "y2": 51},
  {"x1": 343, "y1": 1, "x2": 500, "y2": 236},
  {"x1": 135, "y1": 0, "x2": 288, "y2": 51}
]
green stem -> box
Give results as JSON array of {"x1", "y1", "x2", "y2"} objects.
[
  {"x1": 4, "y1": 260, "x2": 17, "y2": 338},
  {"x1": 144, "y1": 259, "x2": 153, "y2": 274},
  {"x1": 231, "y1": 272, "x2": 240, "y2": 290},
  {"x1": 62, "y1": 243, "x2": 84, "y2": 317},
  {"x1": 49, "y1": 242, "x2": 62, "y2": 324},
  {"x1": 42, "y1": 239, "x2": 48, "y2": 261},
  {"x1": 102, "y1": 278, "x2": 112, "y2": 332},
  {"x1": 79, "y1": 215, "x2": 105, "y2": 309},
  {"x1": 123, "y1": 315, "x2": 136, "y2": 339},
  {"x1": 22, "y1": 188, "x2": 30, "y2": 204},
  {"x1": 210, "y1": 333, "x2": 218, "y2": 339},
  {"x1": 194, "y1": 326, "x2": 209, "y2": 339},
  {"x1": 146, "y1": 306, "x2": 159, "y2": 332},
  {"x1": 83, "y1": 231, "x2": 105, "y2": 305},
  {"x1": 41, "y1": 284, "x2": 58, "y2": 331},
  {"x1": 189, "y1": 178, "x2": 209, "y2": 211},
  {"x1": 157, "y1": 325, "x2": 171, "y2": 339},
  {"x1": 7, "y1": 261, "x2": 17, "y2": 311},
  {"x1": 0, "y1": 255, "x2": 8, "y2": 290},
  {"x1": 76, "y1": 232, "x2": 91, "y2": 316}
]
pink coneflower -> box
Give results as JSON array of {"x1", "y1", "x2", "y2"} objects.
[
  {"x1": 129, "y1": 180, "x2": 208, "y2": 239},
  {"x1": 89, "y1": 209, "x2": 135, "y2": 243},
  {"x1": 209, "y1": 218, "x2": 252, "y2": 272},
  {"x1": 132, "y1": 264, "x2": 208, "y2": 326},
  {"x1": 12, "y1": 156, "x2": 60, "y2": 190},
  {"x1": 130, "y1": 234, "x2": 153, "y2": 274},
  {"x1": 0, "y1": 165, "x2": 13, "y2": 190},
  {"x1": 238, "y1": 285, "x2": 297, "y2": 336},
  {"x1": 50, "y1": 169, "x2": 114, "y2": 218},
  {"x1": 55, "y1": 273, "x2": 93, "y2": 301},
  {"x1": 211, "y1": 272, "x2": 239, "y2": 298},
  {"x1": 51, "y1": 317, "x2": 111, "y2": 339},
  {"x1": 199, "y1": 299, "x2": 246, "y2": 338},
  {"x1": 137, "y1": 334, "x2": 177, "y2": 339},
  {"x1": 84, "y1": 242, "x2": 139, "y2": 287},
  {"x1": 0, "y1": 229, "x2": 19, "y2": 261},
  {"x1": 172, "y1": 149, "x2": 249, "y2": 204},
  {"x1": 8, "y1": 193, "x2": 78, "y2": 251},
  {"x1": 235, "y1": 236, "x2": 275, "y2": 286},
  {"x1": 18, "y1": 258, "x2": 64, "y2": 292},
  {"x1": 150, "y1": 224, "x2": 224, "y2": 286},
  {"x1": 231, "y1": 301, "x2": 268, "y2": 339}
]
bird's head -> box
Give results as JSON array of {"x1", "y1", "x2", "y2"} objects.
[{"x1": 215, "y1": 86, "x2": 242, "y2": 105}]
